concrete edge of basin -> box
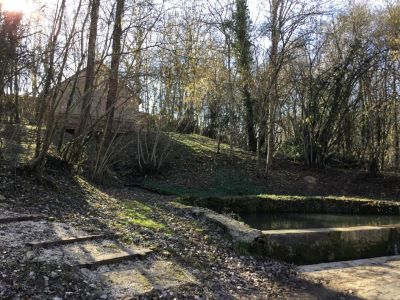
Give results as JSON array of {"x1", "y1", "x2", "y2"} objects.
[
  {"x1": 171, "y1": 201, "x2": 400, "y2": 265},
  {"x1": 261, "y1": 224, "x2": 400, "y2": 235},
  {"x1": 170, "y1": 201, "x2": 262, "y2": 244}
]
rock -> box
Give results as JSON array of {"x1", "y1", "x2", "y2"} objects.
[
  {"x1": 25, "y1": 251, "x2": 35, "y2": 260},
  {"x1": 43, "y1": 276, "x2": 49, "y2": 287},
  {"x1": 0, "y1": 195, "x2": 5, "y2": 201},
  {"x1": 304, "y1": 176, "x2": 317, "y2": 185}
]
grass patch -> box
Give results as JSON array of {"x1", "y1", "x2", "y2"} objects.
[{"x1": 119, "y1": 200, "x2": 167, "y2": 231}]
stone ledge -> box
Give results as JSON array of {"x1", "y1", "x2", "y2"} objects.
[{"x1": 172, "y1": 202, "x2": 261, "y2": 244}]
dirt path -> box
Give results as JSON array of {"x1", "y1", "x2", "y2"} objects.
[{"x1": 300, "y1": 256, "x2": 400, "y2": 300}]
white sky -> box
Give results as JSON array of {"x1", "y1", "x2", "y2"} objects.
[
  {"x1": 248, "y1": 0, "x2": 388, "y2": 22},
  {"x1": 30, "y1": 0, "x2": 390, "y2": 15}
]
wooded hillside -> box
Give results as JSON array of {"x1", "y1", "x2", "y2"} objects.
[{"x1": 0, "y1": 0, "x2": 399, "y2": 180}]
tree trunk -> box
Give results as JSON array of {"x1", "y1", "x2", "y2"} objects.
[
  {"x1": 13, "y1": 64, "x2": 19, "y2": 123},
  {"x1": 243, "y1": 83, "x2": 257, "y2": 151},
  {"x1": 104, "y1": 0, "x2": 125, "y2": 141},
  {"x1": 93, "y1": 0, "x2": 125, "y2": 179},
  {"x1": 393, "y1": 69, "x2": 399, "y2": 171},
  {"x1": 264, "y1": 0, "x2": 279, "y2": 177},
  {"x1": 76, "y1": 0, "x2": 100, "y2": 136}
]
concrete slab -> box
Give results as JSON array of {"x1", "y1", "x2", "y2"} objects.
[
  {"x1": 94, "y1": 260, "x2": 197, "y2": 297},
  {"x1": 300, "y1": 256, "x2": 400, "y2": 300}
]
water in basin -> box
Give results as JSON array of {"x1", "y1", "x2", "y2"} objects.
[{"x1": 238, "y1": 212, "x2": 400, "y2": 230}]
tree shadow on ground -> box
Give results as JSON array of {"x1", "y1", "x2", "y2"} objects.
[{"x1": 0, "y1": 123, "x2": 36, "y2": 165}]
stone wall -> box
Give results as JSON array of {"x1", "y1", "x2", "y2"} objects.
[{"x1": 255, "y1": 225, "x2": 400, "y2": 264}]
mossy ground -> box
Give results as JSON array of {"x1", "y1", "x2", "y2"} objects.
[
  {"x1": 131, "y1": 132, "x2": 400, "y2": 201},
  {"x1": 137, "y1": 133, "x2": 267, "y2": 197},
  {"x1": 118, "y1": 200, "x2": 167, "y2": 231}
]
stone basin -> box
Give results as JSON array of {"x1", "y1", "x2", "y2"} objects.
[{"x1": 180, "y1": 196, "x2": 400, "y2": 264}]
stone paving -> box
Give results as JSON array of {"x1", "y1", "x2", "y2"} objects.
[{"x1": 299, "y1": 256, "x2": 400, "y2": 300}]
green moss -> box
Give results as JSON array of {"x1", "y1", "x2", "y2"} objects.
[
  {"x1": 234, "y1": 241, "x2": 252, "y2": 255},
  {"x1": 119, "y1": 200, "x2": 167, "y2": 231},
  {"x1": 141, "y1": 169, "x2": 266, "y2": 198}
]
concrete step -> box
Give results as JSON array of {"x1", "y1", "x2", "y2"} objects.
[
  {"x1": 71, "y1": 247, "x2": 152, "y2": 269},
  {"x1": 0, "y1": 220, "x2": 91, "y2": 248},
  {"x1": 26, "y1": 233, "x2": 119, "y2": 249},
  {"x1": 36, "y1": 240, "x2": 152, "y2": 269},
  {"x1": 0, "y1": 214, "x2": 43, "y2": 224}
]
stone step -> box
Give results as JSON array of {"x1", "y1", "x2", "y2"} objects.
[
  {"x1": 26, "y1": 234, "x2": 119, "y2": 249},
  {"x1": 71, "y1": 247, "x2": 152, "y2": 269},
  {"x1": 36, "y1": 240, "x2": 152, "y2": 270},
  {"x1": 0, "y1": 215, "x2": 43, "y2": 224}
]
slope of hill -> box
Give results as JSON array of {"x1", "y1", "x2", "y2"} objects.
[{"x1": 130, "y1": 133, "x2": 400, "y2": 201}]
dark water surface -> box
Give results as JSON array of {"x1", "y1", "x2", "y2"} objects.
[{"x1": 238, "y1": 212, "x2": 400, "y2": 230}]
